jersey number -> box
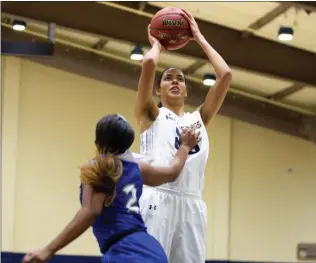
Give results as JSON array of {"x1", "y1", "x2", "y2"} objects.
[
  {"x1": 174, "y1": 127, "x2": 200, "y2": 155},
  {"x1": 122, "y1": 184, "x2": 140, "y2": 213}
]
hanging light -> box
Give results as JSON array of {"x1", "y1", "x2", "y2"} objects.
[
  {"x1": 203, "y1": 73, "x2": 216, "y2": 86},
  {"x1": 12, "y1": 19, "x2": 26, "y2": 31},
  {"x1": 278, "y1": 26, "x2": 294, "y2": 41},
  {"x1": 130, "y1": 45, "x2": 144, "y2": 61}
]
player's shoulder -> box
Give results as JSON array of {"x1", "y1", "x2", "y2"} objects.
[
  {"x1": 184, "y1": 108, "x2": 202, "y2": 120},
  {"x1": 184, "y1": 106, "x2": 202, "y2": 115},
  {"x1": 155, "y1": 106, "x2": 168, "y2": 119}
]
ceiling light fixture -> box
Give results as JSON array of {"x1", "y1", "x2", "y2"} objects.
[
  {"x1": 278, "y1": 26, "x2": 294, "y2": 41},
  {"x1": 203, "y1": 73, "x2": 216, "y2": 86},
  {"x1": 12, "y1": 19, "x2": 26, "y2": 31},
  {"x1": 130, "y1": 45, "x2": 144, "y2": 61}
]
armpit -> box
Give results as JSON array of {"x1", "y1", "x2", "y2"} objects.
[{"x1": 145, "y1": 107, "x2": 156, "y2": 121}]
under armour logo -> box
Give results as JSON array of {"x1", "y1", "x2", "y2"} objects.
[{"x1": 149, "y1": 205, "x2": 157, "y2": 210}]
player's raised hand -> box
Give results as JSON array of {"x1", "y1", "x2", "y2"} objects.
[
  {"x1": 147, "y1": 24, "x2": 166, "y2": 52},
  {"x1": 181, "y1": 9, "x2": 202, "y2": 41}
]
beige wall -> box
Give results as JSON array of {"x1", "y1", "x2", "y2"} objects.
[
  {"x1": 229, "y1": 120, "x2": 316, "y2": 262},
  {"x1": 2, "y1": 57, "x2": 315, "y2": 261},
  {"x1": 2, "y1": 56, "x2": 22, "y2": 252},
  {"x1": 2, "y1": 57, "x2": 141, "y2": 255}
]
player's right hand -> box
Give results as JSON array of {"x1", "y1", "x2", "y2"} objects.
[
  {"x1": 147, "y1": 24, "x2": 166, "y2": 52},
  {"x1": 22, "y1": 247, "x2": 53, "y2": 263},
  {"x1": 180, "y1": 128, "x2": 201, "y2": 150}
]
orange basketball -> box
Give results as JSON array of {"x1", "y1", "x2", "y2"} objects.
[{"x1": 150, "y1": 7, "x2": 192, "y2": 51}]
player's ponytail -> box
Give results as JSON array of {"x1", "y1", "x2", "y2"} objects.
[
  {"x1": 80, "y1": 153, "x2": 123, "y2": 206},
  {"x1": 80, "y1": 114, "x2": 134, "y2": 206}
]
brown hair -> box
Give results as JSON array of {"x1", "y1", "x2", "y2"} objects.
[{"x1": 80, "y1": 153, "x2": 123, "y2": 206}]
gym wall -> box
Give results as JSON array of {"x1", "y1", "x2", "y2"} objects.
[{"x1": 2, "y1": 56, "x2": 315, "y2": 263}]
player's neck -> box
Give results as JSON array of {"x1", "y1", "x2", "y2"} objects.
[{"x1": 164, "y1": 103, "x2": 185, "y2": 116}]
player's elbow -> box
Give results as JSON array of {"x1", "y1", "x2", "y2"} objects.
[
  {"x1": 87, "y1": 208, "x2": 101, "y2": 219},
  {"x1": 165, "y1": 168, "x2": 179, "y2": 183},
  {"x1": 146, "y1": 180, "x2": 163, "y2": 187},
  {"x1": 78, "y1": 207, "x2": 100, "y2": 225},
  {"x1": 144, "y1": 170, "x2": 178, "y2": 187},
  {"x1": 215, "y1": 70, "x2": 232, "y2": 94},
  {"x1": 83, "y1": 204, "x2": 102, "y2": 218},
  {"x1": 220, "y1": 69, "x2": 232, "y2": 85},
  {"x1": 146, "y1": 175, "x2": 174, "y2": 187},
  {"x1": 142, "y1": 56, "x2": 157, "y2": 68},
  {"x1": 144, "y1": 179, "x2": 164, "y2": 187},
  {"x1": 168, "y1": 174, "x2": 178, "y2": 183},
  {"x1": 225, "y1": 69, "x2": 232, "y2": 80}
]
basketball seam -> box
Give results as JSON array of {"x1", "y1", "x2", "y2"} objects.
[{"x1": 150, "y1": 28, "x2": 189, "y2": 31}]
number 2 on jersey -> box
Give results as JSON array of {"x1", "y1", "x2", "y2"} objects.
[
  {"x1": 123, "y1": 184, "x2": 140, "y2": 213},
  {"x1": 174, "y1": 127, "x2": 200, "y2": 155}
]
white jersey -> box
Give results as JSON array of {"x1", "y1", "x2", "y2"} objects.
[
  {"x1": 117, "y1": 150, "x2": 144, "y2": 163},
  {"x1": 140, "y1": 107, "x2": 209, "y2": 195}
]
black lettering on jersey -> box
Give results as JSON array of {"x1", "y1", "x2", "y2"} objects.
[
  {"x1": 165, "y1": 115, "x2": 175, "y2": 121},
  {"x1": 180, "y1": 121, "x2": 202, "y2": 131}
]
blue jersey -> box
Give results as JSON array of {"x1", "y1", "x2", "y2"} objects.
[{"x1": 79, "y1": 154, "x2": 147, "y2": 253}]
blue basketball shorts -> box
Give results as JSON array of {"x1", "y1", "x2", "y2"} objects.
[{"x1": 101, "y1": 231, "x2": 168, "y2": 263}]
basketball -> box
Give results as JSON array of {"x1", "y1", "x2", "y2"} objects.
[{"x1": 150, "y1": 7, "x2": 192, "y2": 50}]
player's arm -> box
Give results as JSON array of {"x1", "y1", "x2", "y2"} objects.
[
  {"x1": 182, "y1": 10, "x2": 232, "y2": 127},
  {"x1": 44, "y1": 185, "x2": 105, "y2": 254},
  {"x1": 138, "y1": 129, "x2": 201, "y2": 186},
  {"x1": 134, "y1": 25, "x2": 165, "y2": 130},
  {"x1": 22, "y1": 185, "x2": 105, "y2": 263}
]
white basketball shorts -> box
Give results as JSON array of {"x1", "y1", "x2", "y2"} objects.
[{"x1": 139, "y1": 185, "x2": 207, "y2": 263}]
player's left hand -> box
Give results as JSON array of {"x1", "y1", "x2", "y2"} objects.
[
  {"x1": 22, "y1": 247, "x2": 53, "y2": 263},
  {"x1": 181, "y1": 9, "x2": 203, "y2": 41},
  {"x1": 180, "y1": 128, "x2": 201, "y2": 150}
]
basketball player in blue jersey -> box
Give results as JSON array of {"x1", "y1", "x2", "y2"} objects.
[
  {"x1": 22, "y1": 114, "x2": 200, "y2": 263},
  {"x1": 134, "y1": 9, "x2": 232, "y2": 263}
]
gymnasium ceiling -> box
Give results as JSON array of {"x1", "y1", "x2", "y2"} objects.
[{"x1": 1, "y1": 1, "x2": 316, "y2": 142}]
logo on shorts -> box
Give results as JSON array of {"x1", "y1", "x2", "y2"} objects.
[{"x1": 149, "y1": 205, "x2": 157, "y2": 210}]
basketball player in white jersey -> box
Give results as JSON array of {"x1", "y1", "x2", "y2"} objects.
[{"x1": 134, "y1": 9, "x2": 232, "y2": 263}]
